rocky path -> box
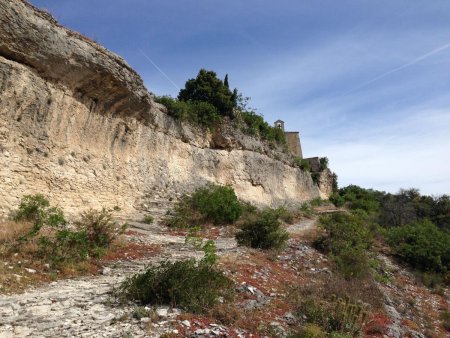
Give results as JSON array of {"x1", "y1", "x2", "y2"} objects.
[
  {"x1": 0, "y1": 218, "x2": 316, "y2": 338},
  {"x1": 0, "y1": 223, "x2": 204, "y2": 338}
]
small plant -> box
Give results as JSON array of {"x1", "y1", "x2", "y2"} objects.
[
  {"x1": 142, "y1": 215, "x2": 154, "y2": 224},
  {"x1": 319, "y1": 157, "x2": 329, "y2": 171},
  {"x1": 274, "y1": 206, "x2": 295, "y2": 224},
  {"x1": 13, "y1": 194, "x2": 66, "y2": 238},
  {"x1": 296, "y1": 295, "x2": 367, "y2": 336},
  {"x1": 236, "y1": 208, "x2": 289, "y2": 250},
  {"x1": 76, "y1": 208, "x2": 127, "y2": 248},
  {"x1": 185, "y1": 226, "x2": 218, "y2": 266},
  {"x1": 311, "y1": 172, "x2": 321, "y2": 185},
  {"x1": 293, "y1": 156, "x2": 311, "y2": 172},
  {"x1": 441, "y1": 310, "x2": 450, "y2": 332},
  {"x1": 310, "y1": 198, "x2": 324, "y2": 207},
  {"x1": 291, "y1": 323, "x2": 326, "y2": 338},
  {"x1": 299, "y1": 203, "x2": 315, "y2": 218}
]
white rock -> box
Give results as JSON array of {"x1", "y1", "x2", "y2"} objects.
[
  {"x1": 156, "y1": 307, "x2": 168, "y2": 317},
  {"x1": 25, "y1": 268, "x2": 36, "y2": 274},
  {"x1": 181, "y1": 320, "x2": 191, "y2": 327}
]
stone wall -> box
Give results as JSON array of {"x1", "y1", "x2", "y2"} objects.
[
  {"x1": 285, "y1": 132, "x2": 303, "y2": 158},
  {"x1": 0, "y1": 0, "x2": 332, "y2": 220}
]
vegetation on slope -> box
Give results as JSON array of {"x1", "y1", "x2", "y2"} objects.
[
  {"x1": 329, "y1": 185, "x2": 450, "y2": 285},
  {"x1": 155, "y1": 69, "x2": 287, "y2": 146},
  {"x1": 0, "y1": 194, "x2": 128, "y2": 293}
]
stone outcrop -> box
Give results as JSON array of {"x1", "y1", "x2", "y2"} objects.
[{"x1": 0, "y1": 0, "x2": 333, "y2": 220}]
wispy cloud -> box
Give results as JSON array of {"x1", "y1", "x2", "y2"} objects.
[
  {"x1": 344, "y1": 41, "x2": 450, "y2": 94},
  {"x1": 139, "y1": 49, "x2": 180, "y2": 91}
]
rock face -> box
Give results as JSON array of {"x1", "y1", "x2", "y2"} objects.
[{"x1": 0, "y1": 0, "x2": 332, "y2": 220}]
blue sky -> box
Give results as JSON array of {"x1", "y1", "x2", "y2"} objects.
[{"x1": 30, "y1": 0, "x2": 450, "y2": 195}]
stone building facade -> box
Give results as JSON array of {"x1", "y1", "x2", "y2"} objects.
[{"x1": 274, "y1": 120, "x2": 303, "y2": 158}]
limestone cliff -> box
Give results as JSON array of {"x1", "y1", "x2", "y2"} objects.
[{"x1": 0, "y1": 0, "x2": 332, "y2": 220}]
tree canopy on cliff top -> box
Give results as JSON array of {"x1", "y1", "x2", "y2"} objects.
[{"x1": 178, "y1": 69, "x2": 238, "y2": 118}]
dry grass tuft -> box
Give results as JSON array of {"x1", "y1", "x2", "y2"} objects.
[{"x1": 0, "y1": 220, "x2": 32, "y2": 244}]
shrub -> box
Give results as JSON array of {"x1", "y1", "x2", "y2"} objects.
[
  {"x1": 155, "y1": 96, "x2": 221, "y2": 128},
  {"x1": 236, "y1": 209, "x2": 289, "y2": 250},
  {"x1": 310, "y1": 198, "x2": 324, "y2": 207},
  {"x1": 11, "y1": 195, "x2": 125, "y2": 264},
  {"x1": 38, "y1": 230, "x2": 91, "y2": 262},
  {"x1": 116, "y1": 236, "x2": 233, "y2": 314},
  {"x1": 319, "y1": 157, "x2": 329, "y2": 171},
  {"x1": 76, "y1": 208, "x2": 127, "y2": 248},
  {"x1": 295, "y1": 296, "x2": 367, "y2": 336},
  {"x1": 165, "y1": 184, "x2": 242, "y2": 227},
  {"x1": 385, "y1": 220, "x2": 450, "y2": 274},
  {"x1": 274, "y1": 206, "x2": 295, "y2": 224},
  {"x1": 334, "y1": 185, "x2": 383, "y2": 214},
  {"x1": 239, "y1": 111, "x2": 286, "y2": 145},
  {"x1": 192, "y1": 184, "x2": 242, "y2": 225},
  {"x1": 142, "y1": 215, "x2": 154, "y2": 224},
  {"x1": 311, "y1": 172, "x2": 321, "y2": 185},
  {"x1": 299, "y1": 203, "x2": 315, "y2": 218},
  {"x1": 316, "y1": 212, "x2": 372, "y2": 278},
  {"x1": 441, "y1": 310, "x2": 450, "y2": 332},
  {"x1": 13, "y1": 194, "x2": 65, "y2": 238},
  {"x1": 329, "y1": 193, "x2": 345, "y2": 207},
  {"x1": 293, "y1": 156, "x2": 311, "y2": 171},
  {"x1": 291, "y1": 324, "x2": 326, "y2": 338}
]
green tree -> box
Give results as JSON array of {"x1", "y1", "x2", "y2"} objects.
[
  {"x1": 224, "y1": 74, "x2": 229, "y2": 88},
  {"x1": 178, "y1": 69, "x2": 237, "y2": 117}
]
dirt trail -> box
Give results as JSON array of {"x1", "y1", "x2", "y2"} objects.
[
  {"x1": 0, "y1": 216, "x2": 320, "y2": 338},
  {"x1": 0, "y1": 224, "x2": 202, "y2": 338}
]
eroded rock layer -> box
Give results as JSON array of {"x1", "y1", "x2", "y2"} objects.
[{"x1": 0, "y1": 0, "x2": 331, "y2": 219}]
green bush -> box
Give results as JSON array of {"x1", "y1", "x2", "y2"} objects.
[
  {"x1": 14, "y1": 194, "x2": 66, "y2": 237},
  {"x1": 316, "y1": 212, "x2": 372, "y2": 278},
  {"x1": 13, "y1": 195, "x2": 125, "y2": 264},
  {"x1": 293, "y1": 156, "x2": 311, "y2": 171},
  {"x1": 192, "y1": 184, "x2": 242, "y2": 225},
  {"x1": 142, "y1": 215, "x2": 154, "y2": 224},
  {"x1": 385, "y1": 220, "x2": 450, "y2": 275},
  {"x1": 329, "y1": 193, "x2": 345, "y2": 207},
  {"x1": 319, "y1": 157, "x2": 329, "y2": 171},
  {"x1": 295, "y1": 296, "x2": 367, "y2": 336},
  {"x1": 274, "y1": 206, "x2": 295, "y2": 224},
  {"x1": 311, "y1": 172, "x2": 321, "y2": 185},
  {"x1": 299, "y1": 203, "x2": 315, "y2": 218},
  {"x1": 165, "y1": 184, "x2": 242, "y2": 227},
  {"x1": 238, "y1": 111, "x2": 286, "y2": 145},
  {"x1": 333, "y1": 185, "x2": 383, "y2": 214},
  {"x1": 38, "y1": 230, "x2": 91, "y2": 262},
  {"x1": 236, "y1": 209, "x2": 289, "y2": 250},
  {"x1": 291, "y1": 324, "x2": 326, "y2": 338},
  {"x1": 155, "y1": 96, "x2": 221, "y2": 128},
  {"x1": 441, "y1": 310, "x2": 450, "y2": 332},
  {"x1": 76, "y1": 208, "x2": 127, "y2": 248},
  {"x1": 117, "y1": 259, "x2": 233, "y2": 313},
  {"x1": 117, "y1": 237, "x2": 233, "y2": 314}
]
